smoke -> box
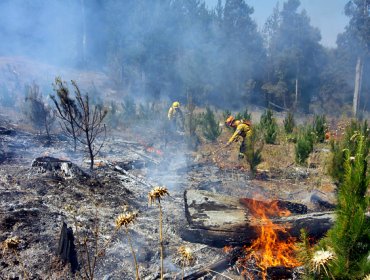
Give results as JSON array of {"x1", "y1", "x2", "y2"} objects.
[
  {"x1": 0, "y1": 0, "x2": 366, "y2": 122},
  {"x1": 0, "y1": 0, "x2": 84, "y2": 67}
]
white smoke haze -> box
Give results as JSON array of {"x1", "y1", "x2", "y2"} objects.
[{"x1": 0, "y1": 0, "x2": 368, "y2": 118}]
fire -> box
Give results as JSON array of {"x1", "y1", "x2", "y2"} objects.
[
  {"x1": 239, "y1": 198, "x2": 301, "y2": 279},
  {"x1": 146, "y1": 146, "x2": 163, "y2": 156}
]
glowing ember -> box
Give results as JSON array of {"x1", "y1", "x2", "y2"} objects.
[
  {"x1": 239, "y1": 199, "x2": 301, "y2": 279},
  {"x1": 223, "y1": 245, "x2": 233, "y2": 254}
]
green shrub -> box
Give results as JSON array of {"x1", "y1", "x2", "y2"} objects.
[
  {"x1": 295, "y1": 126, "x2": 314, "y2": 165},
  {"x1": 244, "y1": 130, "x2": 263, "y2": 178},
  {"x1": 321, "y1": 129, "x2": 370, "y2": 279},
  {"x1": 235, "y1": 107, "x2": 251, "y2": 121},
  {"x1": 312, "y1": 115, "x2": 327, "y2": 143},
  {"x1": 284, "y1": 111, "x2": 295, "y2": 134},
  {"x1": 328, "y1": 120, "x2": 369, "y2": 184},
  {"x1": 260, "y1": 109, "x2": 278, "y2": 144},
  {"x1": 295, "y1": 229, "x2": 315, "y2": 280},
  {"x1": 200, "y1": 107, "x2": 221, "y2": 142}
]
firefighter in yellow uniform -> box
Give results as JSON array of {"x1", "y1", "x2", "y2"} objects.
[
  {"x1": 168, "y1": 101, "x2": 184, "y2": 132},
  {"x1": 225, "y1": 116, "x2": 252, "y2": 159}
]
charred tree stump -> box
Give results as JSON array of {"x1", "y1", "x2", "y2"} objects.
[
  {"x1": 57, "y1": 222, "x2": 79, "y2": 273},
  {"x1": 181, "y1": 190, "x2": 335, "y2": 247}
]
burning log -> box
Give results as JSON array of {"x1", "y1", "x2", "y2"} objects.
[{"x1": 181, "y1": 190, "x2": 334, "y2": 247}]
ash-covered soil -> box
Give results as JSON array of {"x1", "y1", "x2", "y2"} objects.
[{"x1": 0, "y1": 117, "x2": 336, "y2": 280}]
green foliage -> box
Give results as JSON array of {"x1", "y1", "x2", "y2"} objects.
[
  {"x1": 235, "y1": 107, "x2": 251, "y2": 121},
  {"x1": 200, "y1": 107, "x2": 221, "y2": 142},
  {"x1": 284, "y1": 111, "x2": 295, "y2": 134},
  {"x1": 295, "y1": 229, "x2": 315, "y2": 280},
  {"x1": 329, "y1": 120, "x2": 369, "y2": 184},
  {"x1": 312, "y1": 115, "x2": 327, "y2": 143},
  {"x1": 260, "y1": 109, "x2": 278, "y2": 144},
  {"x1": 262, "y1": 0, "x2": 324, "y2": 112},
  {"x1": 322, "y1": 129, "x2": 370, "y2": 279},
  {"x1": 244, "y1": 130, "x2": 263, "y2": 178},
  {"x1": 295, "y1": 126, "x2": 315, "y2": 165}
]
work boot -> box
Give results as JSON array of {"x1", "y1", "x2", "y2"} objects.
[{"x1": 238, "y1": 152, "x2": 245, "y2": 160}]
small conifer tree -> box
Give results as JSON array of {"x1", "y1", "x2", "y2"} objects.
[
  {"x1": 328, "y1": 120, "x2": 369, "y2": 185},
  {"x1": 295, "y1": 126, "x2": 315, "y2": 165},
  {"x1": 235, "y1": 107, "x2": 251, "y2": 121},
  {"x1": 284, "y1": 111, "x2": 295, "y2": 134},
  {"x1": 312, "y1": 115, "x2": 327, "y2": 143},
  {"x1": 244, "y1": 130, "x2": 263, "y2": 178},
  {"x1": 322, "y1": 130, "x2": 370, "y2": 279},
  {"x1": 260, "y1": 109, "x2": 278, "y2": 144},
  {"x1": 200, "y1": 107, "x2": 221, "y2": 142}
]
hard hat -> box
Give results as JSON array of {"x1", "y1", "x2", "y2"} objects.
[
  {"x1": 172, "y1": 101, "x2": 180, "y2": 108},
  {"x1": 225, "y1": 116, "x2": 235, "y2": 126}
]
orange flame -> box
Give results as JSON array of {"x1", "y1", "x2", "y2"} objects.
[
  {"x1": 239, "y1": 199, "x2": 301, "y2": 279},
  {"x1": 223, "y1": 245, "x2": 233, "y2": 254}
]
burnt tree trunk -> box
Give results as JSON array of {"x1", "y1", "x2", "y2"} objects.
[
  {"x1": 181, "y1": 190, "x2": 334, "y2": 247},
  {"x1": 58, "y1": 222, "x2": 79, "y2": 273}
]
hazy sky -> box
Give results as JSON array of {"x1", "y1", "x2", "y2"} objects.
[{"x1": 205, "y1": 0, "x2": 349, "y2": 48}]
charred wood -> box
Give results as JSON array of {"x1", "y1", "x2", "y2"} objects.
[
  {"x1": 183, "y1": 247, "x2": 242, "y2": 280},
  {"x1": 31, "y1": 156, "x2": 89, "y2": 179},
  {"x1": 57, "y1": 222, "x2": 79, "y2": 273},
  {"x1": 181, "y1": 190, "x2": 334, "y2": 247},
  {"x1": 107, "y1": 162, "x2": 153, "y2": 188}
]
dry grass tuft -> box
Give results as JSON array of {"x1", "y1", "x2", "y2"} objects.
[
  {"x1": 178, "y1": 245, "x2": 194, "y2": 264},
  {"x1": 115, "y1": 211, "x2": 138, "y2": 229},
  {"x1": 311, "y1": 249, "x2": 336, "y2": 278},
  {"x1": 1, "y1": 236, "x2": 21, "y2": 253},
  {"x1": 148, "y1": 186, "x2": 169, "y2": 205}
]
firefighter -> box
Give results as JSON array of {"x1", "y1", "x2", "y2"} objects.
[
  {"x1": 225, "y1": 116, "x2": 252, "y2": 159},
  {"x1": 167, "y1": 101, "x2": 184, "y2": 132}
]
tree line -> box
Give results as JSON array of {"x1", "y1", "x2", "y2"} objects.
[
  {"x1": 91, "y1": 0, "x2": 370, "y2": 116},
  {"x1": 1, "y1": 0, "x2": 369, "y2": 116}
]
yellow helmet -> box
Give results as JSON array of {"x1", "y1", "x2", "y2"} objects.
[{"x1": 172, "y1": 101, "x2": 180, "y2": 108}]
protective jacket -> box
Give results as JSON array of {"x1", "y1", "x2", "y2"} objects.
[
  {"x1": 227, "y1": 123, "x2": 252, "y2": 144},
  {"x1": 168, "y1": 106, "x2": 183, "y2": 121}
]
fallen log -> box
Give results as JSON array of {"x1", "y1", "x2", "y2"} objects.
[
  {"x1": 106, "y1": 162, "x2": 154, "y2": 189},
  {"x1": 124, "y1": 146, "x2": 160, "y2": 165},
  {"x1": 181, "y1": 190, "x2": 335, "y2": 247}
]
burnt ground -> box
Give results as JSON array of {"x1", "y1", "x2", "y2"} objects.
[{"x1": 0, "y1": 113, "x2": 337, "y2": 280}]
